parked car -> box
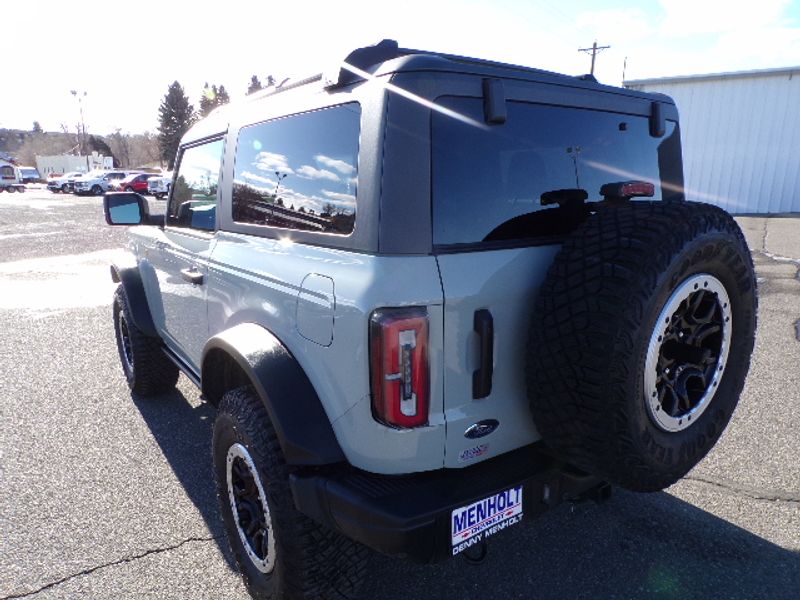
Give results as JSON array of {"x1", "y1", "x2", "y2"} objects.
[
  {"x1": 118, "y1": 172, "x2": 153, "y2": 194},
  {"x1": 102, "y1": 39, "x2": 757, "y2": 600},
  {"x1": 147, "y1": 172, "x2": 172, "y2": 199},
  {"x1": 18, "y1": 166, "x2": 43, "y2": 184},
  {"x1": 47, "y1": 171, "x2": 85, "y2": 193},
  {"x1": 74, "y1": 170, "x2": 134, "y2": 196}
]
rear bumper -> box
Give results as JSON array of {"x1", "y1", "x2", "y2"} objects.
[{"x1": 290, "y1": 444, "x2": 608, "y2": 563}]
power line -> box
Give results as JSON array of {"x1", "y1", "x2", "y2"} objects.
[{"x1": 578, "y1": 41, "x2": 610, "y2": 76}]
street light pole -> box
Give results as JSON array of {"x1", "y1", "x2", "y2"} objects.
[
  {"x1": 274, "y1": 171, "x2": 287, "y2": 198},
  {"x1": 70, "y1": 90, "x2": 87, "y2": 156}
]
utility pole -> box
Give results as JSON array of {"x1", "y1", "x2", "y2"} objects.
[
  {"x1": 578, "y1": 41, "x2": 610, "y2": 76},
  {"x1": 70, "y1": 90, "x2": 88, "y2": 155}
]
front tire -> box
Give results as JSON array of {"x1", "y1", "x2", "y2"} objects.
[
  {"x1": 113, "y1": 285, "x2": 179, "y2": 396},
  {"x1": 527, "y1": 202, "x2": 757, "y2": 492},
  {"x1": 92, "y1": 184, "x2": 103, "y2": 195},
  {"x1": 213, "y1": 386, "x2": 367, "y2": 600}
]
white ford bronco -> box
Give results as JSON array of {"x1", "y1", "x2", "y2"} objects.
[{"x1": 104, "y1": 40, "x2": 757, "y2": 600}]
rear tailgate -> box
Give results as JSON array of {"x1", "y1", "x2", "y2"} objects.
[{"x1": 437, "y1": 247, "x2": 558, "y2": 467}]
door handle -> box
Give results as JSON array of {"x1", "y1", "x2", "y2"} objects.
[
  {"x1": 181, "y1": 267, "x2": 204, "y2": 285},
  {"x1": 473, "y1": 309, "x2": 494, "y2": 399}
]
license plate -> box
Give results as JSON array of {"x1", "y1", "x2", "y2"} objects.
[{"x1": 451, "y1": 485, "x2": 523, "y2": 555}]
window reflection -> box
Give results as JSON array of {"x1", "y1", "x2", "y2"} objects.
[
  {"x1": 432, "y1": 98, "x2": 682, "y2": 246},
  {"x1": 167, "y1": 139, "x2": 224, "y2": 231},
  {"x1": 232, "y1": 104, "x2": 360, "y2": 235}
]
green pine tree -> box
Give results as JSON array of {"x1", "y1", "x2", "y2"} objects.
[
  {"x1": 247, "y1": 75, "x2": 262, "y2": 95},
  {"x1": 199, "y1": 82, "x2": 215, "y2": 117},
  {"x1": 217, "y1": 84, "x2": 230, "y2": 105},
  {"x1": 157, "y1": 81, "x2": 194, "y2": 169}
]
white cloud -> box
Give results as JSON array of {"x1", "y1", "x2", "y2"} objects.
[
  {"x1": 315, "y1": 155, "x2": 355, "y2": 175},
  {"x1": 322, "y1": 190, "x2": 356, "y2": 205},
  {"x1": 659, "y1": 0, "x2": 791, "y2": 36},
  {"x1": 296, "y1": 165, "x2": 340, "y2": 181},
  {"x1": 253, "y1": 151, "x2": 293, "y2": 174},
  {"x1": 237, "y1": 171, "x2": 276, "y2": 187},
  {"x1": 575, "y1": 8, "x2": 654, "y2": 44}
]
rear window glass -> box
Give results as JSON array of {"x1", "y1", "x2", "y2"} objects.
[
  {"x1": 232, "y1": 103, "x2": 360, "y2": 235},
  {"x1": 432, "y1": 98, "x2": 682, "y2": 246}
]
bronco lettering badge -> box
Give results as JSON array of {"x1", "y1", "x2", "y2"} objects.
[{"x1": 451, "y1": 486, "x2": 523, "y2": 555}]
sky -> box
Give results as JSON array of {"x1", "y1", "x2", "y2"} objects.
[{"x1": 3, "y1": 0, "x2": 799, "y2": 136}]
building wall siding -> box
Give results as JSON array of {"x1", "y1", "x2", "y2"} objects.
[{"x1": 627, "y1": 70, "x2": 799, "y2": 214}]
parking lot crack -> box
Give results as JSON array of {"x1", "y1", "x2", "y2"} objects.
[
  {"x1": 683, "y1": 475, "x2": 800, "y2": 504},
  {"x1": 3, "y1": 535, "x2": 223, "y2": 599}
]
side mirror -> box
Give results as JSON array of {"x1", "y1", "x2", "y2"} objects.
[{"x1": 104, "y1": 192, "x2": 161, "y2": 225}]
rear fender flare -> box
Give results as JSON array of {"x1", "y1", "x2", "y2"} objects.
[{"x1": 202, "y1": 323, "x2": 345, "y2": 466}]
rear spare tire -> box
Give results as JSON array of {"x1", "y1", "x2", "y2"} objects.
[{"x1": 527, "y1": 201, "x2": 756, "y2": 492}]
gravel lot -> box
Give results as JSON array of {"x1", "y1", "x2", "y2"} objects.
[{"x1": 1, "y1": 188, "x2": 798, "y2": 600}]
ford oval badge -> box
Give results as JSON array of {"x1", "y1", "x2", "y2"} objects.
[{"x1": 464, "y1": 419, "x2": 499, "y2": 439}]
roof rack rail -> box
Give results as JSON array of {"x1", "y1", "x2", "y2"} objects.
[{"x1": 245, "y1": 73, "x2": 324, "y2": 102}]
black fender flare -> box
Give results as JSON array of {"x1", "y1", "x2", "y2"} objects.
[
  {"x1": 110, "y1": 264, "x2": 158, "y2": 338},
  {"x1": 202, "y1": 323, "x2": 346, "y2": 467}
]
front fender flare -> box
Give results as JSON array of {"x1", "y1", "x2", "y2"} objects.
[
  {"x1": 202, "y1": 323, "x2": 345, "y2": 466},
  {"x1": 110, "y1": 264, "x2": 158, "y2": 338}
]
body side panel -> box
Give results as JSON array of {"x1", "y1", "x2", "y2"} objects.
[{"x1": 206, "y1": 231, "x2": 446, "y2": 474}]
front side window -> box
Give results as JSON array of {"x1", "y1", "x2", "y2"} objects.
[
  {"x1": 167, "y1": 138, "x2": 224, "y2": 232},
  {"x1": 232, "y1": 104, "x2": 360, "y2": 235}
]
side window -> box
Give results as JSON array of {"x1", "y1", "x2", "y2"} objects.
[
  {"x1": 232, "y1": 103, "x2": 360, "y2": 235},
  {"x1": 167, "y1": 138, "x2": 224, "y2": 232}
]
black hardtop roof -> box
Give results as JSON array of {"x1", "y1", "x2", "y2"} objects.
[
  {"x1": 184, "y1": 39, "x2": 674, "y2": 144},
  {"x1": 331, "y1": 39, "x2": 674, "y2": 105}
]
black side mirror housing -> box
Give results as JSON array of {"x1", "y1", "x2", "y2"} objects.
[{"x1": 104, "y1": 192, "x2": 162, "y2": 226}]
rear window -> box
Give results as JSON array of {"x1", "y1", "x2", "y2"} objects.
[
  {"x1": 432, "y1": 98, "x2": 682, "y2": 247},
  {"x1": 232, "y1": 103, "x2": 360, "y2": 235}
]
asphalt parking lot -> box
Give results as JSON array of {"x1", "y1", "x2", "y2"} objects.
[{"x1": 1, "y1": 188, "x2": 798, "y2": 600}]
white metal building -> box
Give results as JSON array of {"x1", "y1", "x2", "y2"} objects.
[
  {"x1": 35, "y1": 153, "x2": 113, "y2": 176},
  {"x1": 625, "y1": 67, "x2": 799, "y2": 214}
]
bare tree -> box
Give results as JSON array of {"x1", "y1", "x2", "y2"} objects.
[
  {"x1": 14, "y1": 132, "x2": 75, "y2": 165},
  {"x1": 107, "y1": 130, "x2": 131, "y2": 167}
]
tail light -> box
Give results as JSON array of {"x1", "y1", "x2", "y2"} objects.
[{"x1": 369, "y1": 307, "x2": 429, "y2": 428}]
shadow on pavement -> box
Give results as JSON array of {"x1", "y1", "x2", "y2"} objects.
[
  {"x1": 365, "y1": 488, "x2": 799, "y2": 600},
  {"x1": 131, "y1": 387, "x2": 798, "y2": 599},
  {"x1": 131, "y1": 387, "x2": 237, "y2": 571}
]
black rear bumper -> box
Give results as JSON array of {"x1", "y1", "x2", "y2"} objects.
[{"x1": 290, "y1": 444, "x2": 608, "y2": 563}]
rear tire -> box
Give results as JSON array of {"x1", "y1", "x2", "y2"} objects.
[
  {"x1": 113, "y1": 285, "x2": 179, "y2": 396},
  {"x1": 213, "y1": 386, "x2": 368, "y2": 600},
  {"x1": 527, "y1": 202, "x2": 756, "y2": 492}
]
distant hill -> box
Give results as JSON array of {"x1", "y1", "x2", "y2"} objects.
[{"x1": 0, "y1": 129, "x2": 78, "y2": 163}]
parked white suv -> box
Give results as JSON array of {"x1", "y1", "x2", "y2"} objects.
[
  {"x1": 47, "y1": 171, "x2": 85, "y2": 193},
  {"x1": 147, "y1": 172, "x2": 172, "y2": 198},
  {"x1": 103, "y1": 40, "x2": 757, "y2": 600},
  {"x1": 74, "y1": 170, "x2": 133, "y2": 196}
]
